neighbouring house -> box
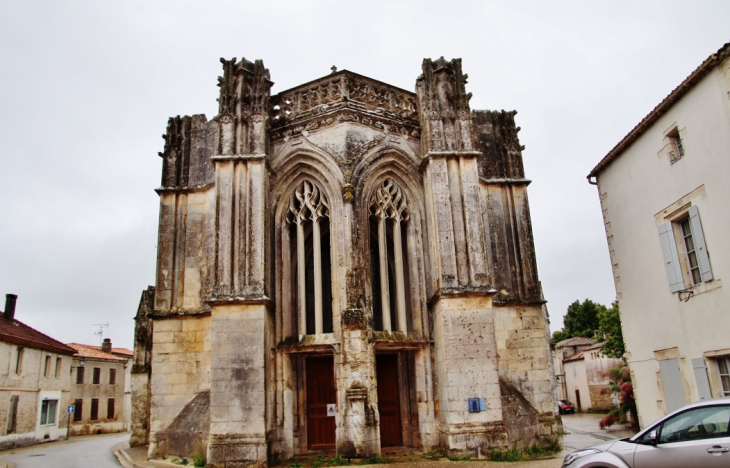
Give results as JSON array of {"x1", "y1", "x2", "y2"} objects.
[
  {"x1": 588, "y1": 41, "x2": 730, "y2": 427},
  {"x1": 67, "y1": 339, "x2": 132, "y2": 435},
  {"x1": 553, "y1": 338, "x2": 623, "y2": 412},
  {"x1": 0, "y1": 294, "x2": 77, "y2": 449},
  {"x1": 131, "y1": 56, "x2": 561, "y2": 466}
]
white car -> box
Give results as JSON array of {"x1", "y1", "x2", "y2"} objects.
[{"x1": 563, "y1": 397, "x2": 730, "y2": 467}]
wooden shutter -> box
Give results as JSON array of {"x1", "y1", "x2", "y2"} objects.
[
  {"x1": 659, "y1": 359, "x2": 687, "y2": 412},
  {"x1": 688, "y1": 206, "x2": 713, "y2": 282},
  {"x1": 692, "y1": 357, "x2": 713, "y2": 400},
  {"x1": 658, "y1": 223, "x2": 684, "y2": 292}
]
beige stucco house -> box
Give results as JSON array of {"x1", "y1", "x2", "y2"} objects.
[
  {"x1": 588, "y1": 42, "x2": 730, "y2": 427},
  {"x1": 67, "y1": 339, "x2": 132, "y2": 435},
  {"x1": 553, "y1": 338, "x2": 622, "y2": 412},
  {"x1": 0, "y1": 294, "x2": 76, "y2": 449}
]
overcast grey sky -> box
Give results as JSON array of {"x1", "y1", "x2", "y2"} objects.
[{"x1": 1, "y1": 1, "x2": 728, "y2": 350}]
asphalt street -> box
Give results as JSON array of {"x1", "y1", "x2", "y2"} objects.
[{"x1": 0, "y1": 432, "x2": 127, "y2": 468}]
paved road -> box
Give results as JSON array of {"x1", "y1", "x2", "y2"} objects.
[
  {"x1": 560, "y1": 412, "x2": 637, "y2": 457},
  {"x1": 0, "y1": 433, "x2": 128, "y2": 468}
]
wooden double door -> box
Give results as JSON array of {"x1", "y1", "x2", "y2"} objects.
[{"x1": 305, "y1": 354, "x2": 405, "y2": 449}]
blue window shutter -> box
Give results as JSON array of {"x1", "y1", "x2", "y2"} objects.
[
  {"x1": 688, "y1": 206, "x2": 713, "y2": 282},
  {"x1": 658, "y1": 223, "x2": 684, "y2": 292}
]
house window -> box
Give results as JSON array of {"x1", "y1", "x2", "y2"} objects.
[
  {"x1": 76, "y1": 366, "x2": 85, "y2": 384},
  {"x1": 92, "y1": 367, "x2": 101, "y2": 384},
  {"x1": 107, "y1": 398, "x2": 115, "y2": 419},
  {"x1": 73, "y1": 399, "x2": 83, "y2": 421},
  {"x1": 664, "y1": 126, "x2": 686, "y2": 164},
  {"x1": 285, "y1": 180, "x2": 333, "y2": 335},
  {"x1": 14, "y1": 347, "x2": 23, "y2": 374},
  {"x1": 657, "y1": 206, "x2": 713, "y2": 293},
  {"x1": 55, "y1": 357, "x2": 62, "y2": 378},
  {"x1": 369, "y1": 178, "x2": 412, "y2": 332},
  {"x1": 669, "y1": 129, "x2": 684, "y2": 162},
  {"x1": 109, "y1": 368, "x2": 117, "y2": 385},
  {"x1": 680, "y1": 217, "x2": 702, "y2": 285},
  {"x1": 39, "y1": 399, "x2": 58, "y2": 426},
  {"x1": 90, "y1": 398, "x2": 99, "y2": 420},
  {"x1": 718, "y1": 358, "x2": 730, "y2": 397},
  {"x1": 43, "y1": 356, "x2": 51, "y2": 377}
]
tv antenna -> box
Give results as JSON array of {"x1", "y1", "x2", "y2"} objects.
[{"x1": 92, "y1": 322, "x2": 109, "y2": 345}]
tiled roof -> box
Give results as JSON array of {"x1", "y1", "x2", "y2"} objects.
[
  {"x1": 564, "y1": 351, "x2": 585, "y2": 362},
  {"x1": 584, "y1": 342, "x2": 605, "y2": 351},
  {"x1": 67, "y1": 343, "x2": 127, "y2": 362},
  {"x1": 588, "y1": 41, "x2": 730, "y2": 178},
  {"x1": 555, "y1": 336, "x2": 596, "y2": 348},
  {"x1": 110, "y1": 347, "x2": 133, "y2": 357},
  {"x1": 0, "y1": 316, "x2": 77, "y2": 355}
]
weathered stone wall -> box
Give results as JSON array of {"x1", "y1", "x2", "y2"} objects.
[
  {"x1": 131, "y1": 286, "x2": 154, "y2": 447},
  {"x1": 493, "y1": 305, "x2": 554, "y2": 415},
  {"x1": 431, "y1": 296, "x2": 503, "y2": 452},
  {"x1": 589, "y1": 385, "x2": 613, "y2": 411},
  {"x1": 148, "y1": 315, "x2": 211, "y2": 458},
  {"x1": 208, "y1": 304, "x2": 268, "y2": 467}
]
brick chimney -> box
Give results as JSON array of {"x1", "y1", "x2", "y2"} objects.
[
  {"x1": 3, "y1": 294, "x2": 17, "y2": 321},
  {"x1": 102, "y1": 338, "x2": 112, "y2": 353}
]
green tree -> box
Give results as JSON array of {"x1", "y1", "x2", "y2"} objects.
[
  {"x1": 598, "y1": 301, "x2": 625, "y2": 358},
  {"x1": 551, "y1": 299, "x2": 604, "y2": 344}
]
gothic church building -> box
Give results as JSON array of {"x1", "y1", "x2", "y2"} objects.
[{"x1": 131, "y1": 57, "x2": 561, "y2": 467}]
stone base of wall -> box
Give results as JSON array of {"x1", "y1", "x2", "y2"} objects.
[
  {"x1": 207, "y1": 433, "x2": 267, "y2": 468},
  {"x1": 0, "y1": 433, "x2": 42, "y2": 451},
  {"x1": 70, "y1": 421, "x2": 126, "y2": 436},
  {"x1": 589, "y1": 385, "x2": 613, "y2": 411}
]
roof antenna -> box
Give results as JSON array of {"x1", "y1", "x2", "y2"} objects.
[{"x1": 92, "y1": 322, "x2": 109, "y2": 345}]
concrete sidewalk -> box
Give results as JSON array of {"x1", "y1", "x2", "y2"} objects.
[{"x1": 113, "y1": 413, "x2": 636, "y2": 468}]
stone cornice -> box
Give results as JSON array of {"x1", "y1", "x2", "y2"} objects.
[{"x1": 155, "y1": 182, "x2": 214, "y2": 195}]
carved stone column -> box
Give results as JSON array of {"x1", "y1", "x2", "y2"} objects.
[
  {"x1": 208, "y1": 57, "x2": 274, "y2": 468},
  {"x1": 416, "y1": 58, "x2": 502, "y2": 452}
]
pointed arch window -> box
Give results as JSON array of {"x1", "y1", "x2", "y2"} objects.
[
  {"x1": 286, "y1": 180, "x2": 333, "y2": 335},
  {"x1": 370, "y1": 179, "x2": 412, "y2": 332}
]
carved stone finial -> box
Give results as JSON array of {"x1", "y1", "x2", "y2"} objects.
[
  {"x1": 342, "y1": 183, "x2": 354, "y2": 202},
  {"x1": 331, "y1": 65, "x2": 338, "y2": 74}
]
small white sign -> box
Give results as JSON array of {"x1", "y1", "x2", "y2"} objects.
[
  {"x1": 67, "y1": 405, "x2": 75, "y2": 414},
  {"x1": 326, "y1": 404, "x2": 336, "y2": 417}
]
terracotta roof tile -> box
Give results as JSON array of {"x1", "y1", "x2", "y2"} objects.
[
  {"x1": 564, "y1": 351, "x2": 585, "y2": 362},
  {"x1": 555, "y1": 337, "x2": 596, "y2": 348},
  {"x1": 67, "y1": 343, "x2": 127, "y2": 362},
  {"x1": 0, "y1": 316, "x2": 76, "y2": 355}
]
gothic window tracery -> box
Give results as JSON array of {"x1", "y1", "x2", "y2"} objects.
[
  {"x1": 286, "y1": 180, "x2": 333, "y2": 335},
  {"x1": 369, "y1": 178, "x2": 412, "y2": 332}
]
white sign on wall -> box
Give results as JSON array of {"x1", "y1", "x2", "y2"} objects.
[{"x1": 326, "y1": 404, "x2": 336, "y2": 417}]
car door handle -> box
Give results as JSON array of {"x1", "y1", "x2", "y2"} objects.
[{"x1": 707, "y1": 446, "x2": 729, "y2": 454}]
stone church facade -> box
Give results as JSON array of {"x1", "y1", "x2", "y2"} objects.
[{"x1": 131, "y1": 56, "x2": 561, "y2": 467}]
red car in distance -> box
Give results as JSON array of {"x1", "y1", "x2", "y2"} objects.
[{"x1": 559, "y1": 400, "x2": 575, "y2": 414}]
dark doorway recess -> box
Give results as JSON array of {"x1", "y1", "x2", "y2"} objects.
[
  {"x1": 306, "y1": 356, "x2": 336, "y2": 449},
  {"x1": 376, "y1": 354, "x2": 403, "y2": 446}
]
